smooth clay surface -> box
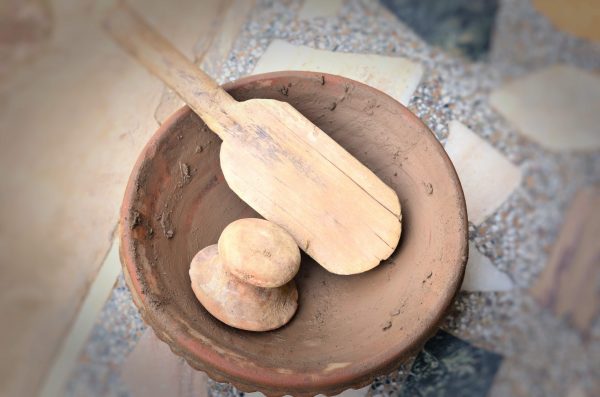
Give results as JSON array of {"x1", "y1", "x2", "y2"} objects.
[
  {"x1": 119, "y1": 72, "x2": 468, "y2": 395},
  {"x1": 219, "y1": 218, "x2": 301, "y2": 288},
  {"x1": 189, "y1": 245, "x2": 298, "y2": 331}
]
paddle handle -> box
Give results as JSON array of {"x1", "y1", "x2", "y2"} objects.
[{"x1": 104, "y1": 2, "x2": 237, "y2": 139}]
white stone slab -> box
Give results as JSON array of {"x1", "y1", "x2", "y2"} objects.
[
  {"x1": 461, "y1": 242, "x2": 513, "y2": 292},
  {"x1": 253, "y1": 40, "x2": 423, "y2": 106},
  {"x1": 445, "y1": 121, "x2": 522, "y2": 225},
  {"x1": 40, "y1": 238, "x2": 122, "y2": 397},
  {"x1": 490, "y1": 65, "x2": 600, "y2": 151},
  {"x1": 298, "y1": 0, "x2": 343, "y2": 19}
]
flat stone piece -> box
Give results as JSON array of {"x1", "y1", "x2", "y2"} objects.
[
  {"x1": 445, "y1": 121, "x2": 522, "y2": 225},
  {"x1": 298, "y1": 0, "x2": 342, "y2": 19},
  {"x1": 490, "y1": 65, "x2": 600, "y2": 151},
  {"x1": 530, "y1": 186, "x2": 600, "y2": 335},
  {"x1": 399, "y1": 330, "x2": 503, "y2": 397},
  {"x1": 461, "y1": 242, "x2": 513, "y2": 292},
  {"x1": 253, "y1": 40, "x2": 423, "y2": 106}
]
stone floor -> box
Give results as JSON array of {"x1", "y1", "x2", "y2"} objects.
[{"x1": 1, "y1": 0, "x2": 598, "y2": 396}]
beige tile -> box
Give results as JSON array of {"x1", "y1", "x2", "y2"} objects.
[
  {"x1": 122, "y1": 329, "x2": 209, "y2": 397},
  {"x1": 461, "y1": 242, "x2": 513, "y2": 292},
  {"x1": 253, "y1": 40, "x2": 423, "y2": 106},
  {"x1": 490, "y1": 65, "x2": 600, "y2": 151},
  {"x1": 445, "y1": 121, "x2": 522, "y2": 225},
  {"x1": 39, "y1": 237, "x2": 122, "y2": 397},
  {"x1": 531, "y1": 186, "x2": 600, "y2": 335},
  {"x1": 0, "y1": 1, "x2": 221, "y2": 396},
  {"x1": 298, "y1": 0, "x2": 343, "y2": 19},
  {"x1": 532, "y1": 0, "x2": 600, "y2": 42}
]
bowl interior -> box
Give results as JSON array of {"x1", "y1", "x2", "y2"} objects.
[{"x1": 120, "y1": 72, "x2": 467, "y2": 394}]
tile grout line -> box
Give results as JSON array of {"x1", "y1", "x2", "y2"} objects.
[{"x1": 38, "y1": 231, "x2": 122, "y2": 397}]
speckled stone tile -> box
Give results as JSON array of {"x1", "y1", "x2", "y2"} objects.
[
  {"x1": 64, "y1": 0, "x2": 600, "y2": 396},
  {"x1": 491, "y1": 0, "x2": 600, "y2": 78}
]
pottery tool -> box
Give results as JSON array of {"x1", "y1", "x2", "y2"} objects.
[{"x1": 105, "y1": 3, "x2": 401, "y2": 275}]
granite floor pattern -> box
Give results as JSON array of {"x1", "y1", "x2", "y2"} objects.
[{"x1": 57, "y1": 0, "x2": 600, "y2": 396}]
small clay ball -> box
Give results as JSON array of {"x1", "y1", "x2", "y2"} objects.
[
  {"x1": 189, "y1": 244, "x2": 298, "y2": 332},
  {"x1": 218, "y1": 218, "x2": 301, "y2": 288}
]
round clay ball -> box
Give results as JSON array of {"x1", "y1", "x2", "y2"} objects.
[
  {"x1": 189, "y1": 244, "x2": 298, "y2": 332},
  {"x1": 218, "y1": 218, "x2": 301, "y2": 288}
]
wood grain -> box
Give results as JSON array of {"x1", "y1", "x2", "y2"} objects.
[{"x1": 105, "y1": 3, "x2": 401, "y2": 274}]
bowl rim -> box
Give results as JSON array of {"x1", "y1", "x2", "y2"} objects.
[{"x1": 119, "y1": 71, "x2": 468, "y2": 396}]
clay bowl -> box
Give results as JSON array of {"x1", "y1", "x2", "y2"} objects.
[{"x1": 120, "y1": 71, "x2": 468, "y2": 396}]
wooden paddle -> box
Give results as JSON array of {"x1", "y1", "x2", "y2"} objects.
[{"x1": 105, "y1": 3, "x2": 401, "y2": 275}]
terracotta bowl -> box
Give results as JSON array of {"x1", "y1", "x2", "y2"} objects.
[{"x1": 120, "y1": 71, "x2": 468, "y2": 396}]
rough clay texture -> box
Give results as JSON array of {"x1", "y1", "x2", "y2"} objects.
[{"x1": 119, "y1": 72, "x2": 467, "y2": 396}]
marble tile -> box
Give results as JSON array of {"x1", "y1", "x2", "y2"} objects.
[
  {"x1": 65, "y1": 273, "x2": 146, "y2": 397},
  {"x1": 40, "y1": 237, "x2": 122, "y2": 397},
  {"x1": 532, "y1": 0, "x2": 600, "y2": 42},
  {"x1": 490, "y1": 65, "x2": 600, "y2": 151},
  {"x1": 122, "y1": 329, "x2": 209, "y2": 397},
  {"x1": 0, "y1": 1, "x2": 222, "y2": 396},
  {"x1": 530, "y1": 186, "x2": 600, "y2": 335},
  {"x1": 252, "y1": 40, "x2": 423, "y2": 106},
  {"x1": 0, "y1": 0, "x2": 52, "y2": 80},
  {"x1": 298, "y1": 0, "x2": 343, "y2": 19},
  {"x1": 381, "y1": 0, "x2": 499, "y2": 60},
  {"x1": 461, "y1": 242, "x2": 513, "y2": 292},
  {"x1": 445, "y1": 121, "x2": 522, "y2": 225},
  {"x1": 399, "y1": 330, "x2": 503, "y2": 397}
]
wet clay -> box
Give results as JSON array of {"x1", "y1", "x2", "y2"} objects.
[{"x1": 119, "y1": 72, "x2": 468, "y2": 396}]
